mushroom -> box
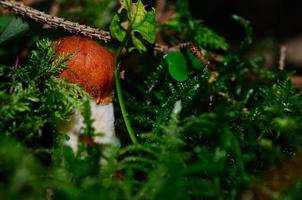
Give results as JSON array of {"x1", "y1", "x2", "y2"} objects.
[{"x1": 53, "y1": 36, "x2": 118, "y2": 153}]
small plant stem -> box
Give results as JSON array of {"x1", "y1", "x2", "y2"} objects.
[
  {"x1": 9, "y1": 57, "x2": 19, "y2": 94},
  {"x1": 0, "y1": 0, "x2": 111, "y2": 42},
  {"x1": 114, "y1": 36, "x2": 138, "y2": 144}
]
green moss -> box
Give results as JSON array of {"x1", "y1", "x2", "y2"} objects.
[{"x1": 0, "y1": 1, "x2": 302, "y2": 199}]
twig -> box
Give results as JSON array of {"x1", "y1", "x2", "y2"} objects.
[
  {"x1": 279, "y1": 45, "x2": 287, "y2": 71},
  {"x1": 8, "y1": 57, "x2": 19, "y2": 94},
  {"x1": 156, "y1": 0, "x2": 174, "y2": 25},
  {"x1": 22, "y1": 0, "x2": 43, "y2": 5},
  {"x1": 155, "y1": 43, "x2": 218, "y2": 69},
  {"x1": 0, "y1": 0, "x2": 112, "y2": 43},
  {"x1": 42, "y1": 1, "x2": 59, "y2": 28},
  {"x1": 155, "y1": 0, "x2": 174, "y2": 45},
  {"x1": 0, "y1": 0, "x2": 219, "y2": 69}
]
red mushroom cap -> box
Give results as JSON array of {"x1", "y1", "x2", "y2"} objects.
[{"x1": 53, "y1": 36, "x2": 114, "y2": 105}]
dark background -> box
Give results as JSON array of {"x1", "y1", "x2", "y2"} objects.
[{"x1": 189, "y1": 0, "x2": 302, "y2": 43}]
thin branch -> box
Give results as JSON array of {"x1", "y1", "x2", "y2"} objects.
[
  {"x1": 156, "y1": 0, "x2": 173, "y2": 25},
  {"x1": 0, "y1": 0, "x2": 112, "y2": 43},
  {"x1": 42, "y1": 1, "x2": 59, "y2": 28},
  {"x1": 156, "y1": 0, "x2": 165, "y2": 24},
  {"x1": 279, "y1": 45, "x2": 287, "y2": 71},
  {"x1": 155, "y1": 43, "x2": 219, "y2": 69},
  {"x1": 22, "y1": 0, "x2": 43, "y2": 5},
  {"x1": 0, "y1": 0, "x2": 220, "y2": 69}
]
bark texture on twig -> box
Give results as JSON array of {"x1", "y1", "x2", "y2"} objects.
[
  {"x1": 0, "y1": 0, "x2": 217, "y2": 68},
  {"x1": 0, "y1": 0, "x2": 112, "y2": 43}
]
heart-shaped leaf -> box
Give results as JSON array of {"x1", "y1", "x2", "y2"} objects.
[{"x1": 165, "y1": 52, "x2": 189, "y2": 82}]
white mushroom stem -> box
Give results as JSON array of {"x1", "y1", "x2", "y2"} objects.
[{"x1": 61, "y1": 100, "x2": 117, "y2": 154}]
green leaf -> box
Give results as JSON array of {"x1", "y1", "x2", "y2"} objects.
[
  {"x1": 195, "y1": 25, "x2": 229, "y2": 50},
  {"x1": 185, "y1": 50, "x2": 204, "y2": 70},
  {"x1": 110, "y1": 0, "x2": 156, "y2": 52},
  {"x1": 0, "y1": 16, "x2": 14, "y2": 31},
  {"x1": 165, "y1": 52, "x2": 189, "y2": 82},
  {"x1": 0, "y1": 17, "x2": 29, "y2": 45},
  {"x1": 131, "y1": 33, "x2": 147, "y2": 52},
  {"x1": 130, "y1": 0, "x2": 156, "y2": 44},
  {"x1": 232, "y1": 15, "x2": 253, "y2": 49},
  {"x1": 162, "y1": 3, "x2": 229, "y2": 50},
  {"x1": 110, "y1": 14, "x2": 127, "y2": 42}
]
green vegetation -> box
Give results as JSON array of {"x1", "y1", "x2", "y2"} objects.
[{"x1": 1, "y1": 0, "x2": 302, "y2": 199}]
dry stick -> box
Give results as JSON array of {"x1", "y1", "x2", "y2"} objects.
[
  {"x1": 0, "y1": 0, "x2": 112, "y2": 43},
  {"x1": 279, "y1": 45, "x2": 287, "y2": 71},
  {"x1": 0, "y1": 0, "x2": 214, "y2": 66},
  {"x1": 155, "y1": 0, "x2": 174, "y2": 26},
  {"x1": 155, "y1": 43, "x2": 218, "y2": 68},
  {"x1": 22, "y1": 0, "x2": 43, "y2": 5},
  {"x1": 42, "y1": 1, "x2": 59, "y2": 29}
]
